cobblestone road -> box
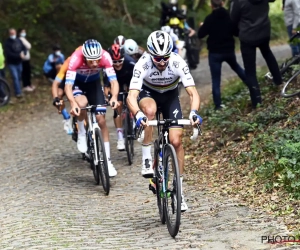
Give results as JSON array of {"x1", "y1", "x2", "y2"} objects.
[{"x1": 0, "y1": 45, "x2": 297, "y2": 249}]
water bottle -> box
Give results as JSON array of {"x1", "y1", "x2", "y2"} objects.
[{"x1": 61, "y1": 108, "x2": 70, "y2": 120}]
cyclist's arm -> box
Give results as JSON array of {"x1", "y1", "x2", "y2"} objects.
[
  {"x1": 186, "y1": 86, "x2": 200, "y2": 111},
  {"x1": 127, "y1": 61, "x2": 147, "y2": 115},
  {"x1": 64, "y1": 51, "x2": 81, "y2": 106},
  {"x1": 127, "y1": 90, "x2": 140, "y2": 115},
  {"x1": 176, "y1": 58, "x2": 200, "y2": 111},
  {"x1": 64, "y1": 70, "x2": 76, "y2": 106},
  {"x1": 52, "y1": 56, "x2": 70, "y2": 98},
  {"x1": 103, "y1": 51, "x2": 119, "y2": 100},
  {"x1": 52, "y1": 80, "x2": 60, "y2": 99}
]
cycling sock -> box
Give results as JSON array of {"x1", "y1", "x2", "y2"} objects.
[
  {"x1": 116, "y1": 128, "x2": 123, "y2": 140},
  {"x1": 142, "y1": 144, "x2": 152, "y2": 160},
  {"x1": 180, "y1": 175, "x2": 183, "y2": 196},
  {"x1": 104, "y1": 142, "x2": 111, "y2": 162},
  {"x1": 77, "y1": 120, "x2": 86, "y2": 135}
]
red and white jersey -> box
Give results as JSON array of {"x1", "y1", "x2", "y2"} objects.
[{"x1": 65, "y1": 46, "x2": 117, "y2": 84}]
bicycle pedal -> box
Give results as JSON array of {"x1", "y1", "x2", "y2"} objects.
[{"x1": 149, "y1": 184, "x2": 156, "y2": 195}]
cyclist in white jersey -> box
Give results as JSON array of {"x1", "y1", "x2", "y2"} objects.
[{"x1": 127, "y1": 30, "x2": 203, "y2": 212}]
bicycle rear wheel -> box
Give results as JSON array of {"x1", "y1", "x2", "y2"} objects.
[
  {"x1": 281, "y1": 70, "x2": 300, "y2": 98},
  {"x1": 0, "y1": 78, "x2": 10, "y2": 107},
  {"x1": 154, "y1": 140, "x2": 165, "y2": 224},
  {"x1": 124, "y1": 111, "x2": 134, "y2": 165},
  {"x1": 280, "y1": 56, "x2": 300, "y2": 82},
  {"x1": 163, "y1": 144, "x2": 181, "y2": 238},
  {"x1": 95, "y1": 128, "x2": 110, "y2": 195}
]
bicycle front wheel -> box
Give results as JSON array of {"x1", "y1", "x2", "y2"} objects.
[
  {"x1": 281, "y1": 70, "x2": 300, "y2": 98},
  {"x1": 0, "y1": 78, "x2": 10, "y2": 107},
  {"x1": 154, "y1": 140, "x2": 165, "y2": 224},
  {"x1": 163, "y1": 144, "x2": 181, "y2": 238},
  {"x1": 95, "y1": 128, "x2": 110, "y2": 195},
  {"x1": 124, "y1": 111, "x2": 134, "y2": 165}
]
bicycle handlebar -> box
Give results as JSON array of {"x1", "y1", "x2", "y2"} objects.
[
  {"x1": 137, "y1": 116, "x2": 202, "y2": 141},
  {"x1": 80, "y1": 102, "x2": 115, "y2": 110},
  {"x1": 75, "y1": 102, "x2": 115, "y2": 114},
  {"x1": 289, "y1": 31, "x2": 300, "y2": 42}
]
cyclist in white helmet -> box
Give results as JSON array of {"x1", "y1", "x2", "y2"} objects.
[
  {"x1": 64, "y1": 39, "x2": 120, "y2": 177},
  {"x1": 114, "y1": 35, "x2": 126, "y2": 49},
  {"x1": 127, "y1": 31, "x2": 202, "y2": 212},
  {"x1": 123, "y1": 39, "x2": 146, "y2": 62}
]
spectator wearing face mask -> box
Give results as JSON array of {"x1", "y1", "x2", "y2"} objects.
[
  {"x1": 43, "y1": 45, "x2": 65, "y2": 82},
  {"x1": 18, "y1": 28, "x2": 35, "y2": 92},
  {"x1": 4, "y1": 28, "x2": 27, "y2": 98}
]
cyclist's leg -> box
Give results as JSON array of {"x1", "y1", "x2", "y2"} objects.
[
  {"x1": 114, "y1": 88, "x2": 125, "y2": 151},
  {"x1": 58, "y1": 78, "x2": 73, "y2": 134},
  {"x1": 72, "y1": 82, "x2": 88, "y2": 153},
  {"x1": 161, "y1": 87, "x2": 188, "y2": 211},
  {"x1": 138, "y1": 87, "x2": 157, "y2": 177},
  {"x1": 85, "y1": 78, "x2": 117, "y2": 177}
]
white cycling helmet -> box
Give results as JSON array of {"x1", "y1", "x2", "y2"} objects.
[
  {"x1": 82, "y1": 39, "x2": 102, "y2": 60},
  {"x1": 147, "y1": 30, "x2": 173, "y2": 56},
  {"x1": 124, "y1": 39, "x2": 139, "y2": 55},
  {"x1": 114, "y1": 35, "x2": 126, "y2": 48},
  {"x1": 161, "y1": 26, "x2": 171, "y2": 34}
]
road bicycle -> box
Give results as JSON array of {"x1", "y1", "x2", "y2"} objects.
[
  {"x1": 72, "y1": 103, "x2": 114, "y2": 195},
  {"x1": 119, "y1": 91, "x2": 136, "y2": 165},
  {"x1": 107, "y1": 91, "x2": 136, "y2": 165},
  {"x1": 137, "y1": 111, "x2": 202, "y2": 237},
  {"x1": 266, "y1": 31, "x2": 300, "y2": 83},
  {"x1": 0, "y1": 77, "x2": 10, "y2": 107}
]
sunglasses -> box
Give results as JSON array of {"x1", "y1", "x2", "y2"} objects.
[
  {"x1": 152, "y1": 55, "x2": 171, "y2": 63},
  {"x1": 113, "y1": 58, "x2": 124, "y2": 64}
]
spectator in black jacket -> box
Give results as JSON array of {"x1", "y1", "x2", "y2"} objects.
[
  {"x1": 4, "y1": 28, "x2": 26, "y2": 98},
  {"x1": 198, "y1": 0, "x2": 246, "y2": 110},
  {"x1": 230, "y1": 0, "x2": 282, "y2": 109}
]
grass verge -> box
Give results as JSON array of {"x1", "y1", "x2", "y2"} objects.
[{"x1": 183, "y1": 69, "x2": 300, "y2": 239}]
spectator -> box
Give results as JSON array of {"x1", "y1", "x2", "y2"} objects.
[
  {"x1": 18, "y1": 28, "x2": 35, "y2": 92},
  {"x1": 230, "y1": 0, "x2": 282, "y2": 109},
  {"x1": 0, "y1": 42, "x2": 5, "y2": 78},
  {"x1": 283, "y1": 0, "x2": 300, "y2": 56},
  {"x1": 0, "y1": 42, "x2": 6, "y2": 102},
  {"x1": 43, "y1": 45, "x2": 65, "y2": 82},
  {"x1": 4, "y1": 28, "x2": 26, "y2": 98},
  {"x1": 198, "y1": 0, "x2": 246, "y2": 110}
]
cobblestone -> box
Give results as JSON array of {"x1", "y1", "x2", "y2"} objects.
[{"x1": 0, "y1": 45, "x2": 296, "y2": 249}]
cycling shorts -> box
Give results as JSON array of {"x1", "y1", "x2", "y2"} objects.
[
  {"x1": 72, "y1": 78, "x2": 105, "y2": 112},
  {"x1": 137, "y1": 85, "x2": 183, "y2": 127}
]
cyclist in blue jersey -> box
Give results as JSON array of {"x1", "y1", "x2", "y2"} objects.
[{"x1": 103, "y1": 44, "x2": 136, "y2": 151}]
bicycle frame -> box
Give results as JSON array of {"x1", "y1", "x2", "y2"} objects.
[{"x1": 81, "y1": 105, "x2": 107, "y2": 166}]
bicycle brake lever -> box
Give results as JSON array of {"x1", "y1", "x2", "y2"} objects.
[{"x1": 136, "y1": 117, "x2": 147, "y2": 138}]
